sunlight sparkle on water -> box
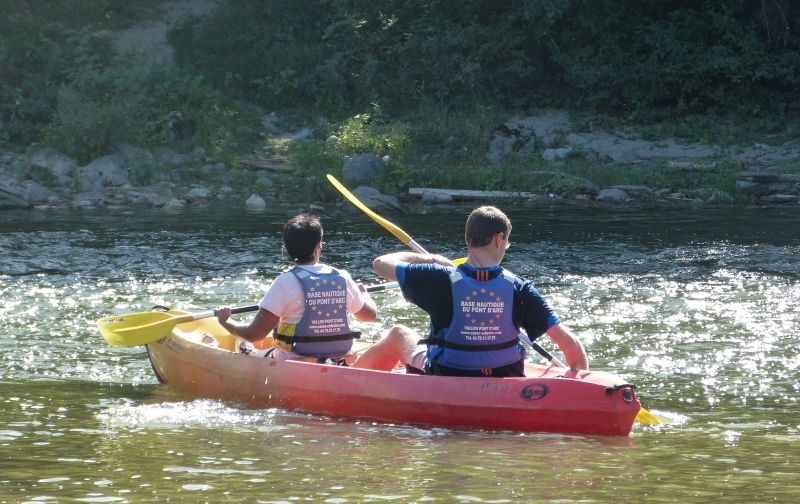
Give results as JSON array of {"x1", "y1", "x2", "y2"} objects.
[{"x1": 97, "y1": 399, "x2": 282, "y2": 431}]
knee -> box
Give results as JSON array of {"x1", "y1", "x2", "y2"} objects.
[{"x1": 386, "y1": 324, "x2": 414, "y2": 342}]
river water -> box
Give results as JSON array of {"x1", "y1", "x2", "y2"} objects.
[{"x1": 1, "y1": 205, "x2": 798, "y2": 502}]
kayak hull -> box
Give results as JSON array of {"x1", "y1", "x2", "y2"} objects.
[{"x1": 145, "y1": 315, "x2": 640, "y2": 436}]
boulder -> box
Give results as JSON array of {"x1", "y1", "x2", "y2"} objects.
[
  {"x1": 130, "y1": 186, "x2": 175, "y2": 208},
  {"x1": 597, "y1": 188, "x2": 630, "y2": 202},
  {"x1": 486, "y1": 135, "x2": 516, "y2": 165},
  {"x1": 216, "y1": 186, "x2": 233, "y2": 200},
  {"x1": 77, "y1": 154, "x2": 129, "y2": 191},
  {"x1": 29, "y1": 147, "x2": 77, "y2": 185},
  {"x1": 611, "y1": 185, "x2": 654, "y2": 199},
  {"x1": 611, "y1": 185, "x2": 653, "y2": 195},
  {"x1": 487, "y1": 122, "x2": 536, "y2": 165},
  {"x1": 245, "y1": 194, "x2": 267, "y2": 210},
  {"x1": 185, "y1": 186, "x2": 210, "y2": 202},
  {"x1": 351, "y1": 186, "x2": 401, "y2": 213},
  {"x1": 71, "y1": 192, "x2": 104, "y2": 210},
  {"x1": 24, "y1": 181, "x2": 55, "y2": 204},
  {"x1": 164, "y1": 198, "x2": 186, "y2": 211},
  {"x1": 342, "y1": 154, "x2": 384, "y2": 186},
  {"x1": 542, "y1": 147, "x2": 572, "y2": 162}
]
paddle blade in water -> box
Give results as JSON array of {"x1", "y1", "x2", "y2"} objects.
[
  {"x1": 635, "y1": 407, "x2": 662, "y2": 425},
  {"x1": 96, "y1": 311, "x2": 191, "y2": 347}
]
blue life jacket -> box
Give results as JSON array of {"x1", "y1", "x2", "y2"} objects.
[
  {"x1": 425, "y1": 267, "x2": 524, "y2": 370},
  {"x1": 273, "y1": 267, "x2": 360, "y2": 358}
]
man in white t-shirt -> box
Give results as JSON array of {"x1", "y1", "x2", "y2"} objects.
[{"x1": 214, "y1": 214, "x2": 377, "y2": 361}]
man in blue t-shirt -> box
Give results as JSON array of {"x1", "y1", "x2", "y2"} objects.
[{"x1": 354, "y1": 206, "x2": 588, "y2": 377}]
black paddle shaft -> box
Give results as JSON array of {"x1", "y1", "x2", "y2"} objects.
[{"x1": 226, "y1": 282, "x2": 397, "y2": 317}]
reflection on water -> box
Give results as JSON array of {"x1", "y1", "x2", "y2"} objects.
[{"x1": 1, "y1": 206, "x2": 799, "y2": 501}]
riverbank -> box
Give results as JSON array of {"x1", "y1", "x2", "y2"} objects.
[{"x1": 2, "y1": 107, "x2": 799, "y2": 213}]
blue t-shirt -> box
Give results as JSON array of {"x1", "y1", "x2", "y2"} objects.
[{"x1": 396, "y1": 262, "x2": 561, "y2": 341}]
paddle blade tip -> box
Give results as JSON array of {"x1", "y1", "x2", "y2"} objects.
[
  {"x1": 635, "y1": 407, "x2": 662, "y2": 425},
  {"x1": 95, "y1": 317, "x2": 131, "y2": 347}
]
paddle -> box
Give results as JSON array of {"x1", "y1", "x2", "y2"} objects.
[
  {"x1": 327, "y1": 174, "x2": 429, "y2": 254},
  {"x1": 97, "y1": 281, "x2": 400, "y2": 347},
  {"x1": 328, "y1": 174, "x2": 661, "y2": 425}
]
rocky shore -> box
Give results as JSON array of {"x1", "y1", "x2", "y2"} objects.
[{"x1": 2, "y1": 109, "x2": 799, "y2": 214}]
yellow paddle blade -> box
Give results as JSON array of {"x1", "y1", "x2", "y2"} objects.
[
  {"x1": 453, "y1": 257, "x2": 467, "y2": 266},
  {"x1": 96, "y1": 311, "x2": 193, "y2": 347},
  {"x1": 327, "y1": 174, "x2": 415, "y2": 247},
  {"x1": 635, "y1": 406, "x2": 662, "y2": 425}
]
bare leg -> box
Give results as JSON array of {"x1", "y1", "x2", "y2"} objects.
[{"x1": 352, "y1": 325, "x2": 419, "y2": 371}]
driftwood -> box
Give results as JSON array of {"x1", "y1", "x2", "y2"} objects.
[
  {"x1": 737, "y1": 172, "x2": 800, "y2": 183},
  {"x1": 409, "y1": 188, "x2": 535, "y2": 200},
  {"x1": 667, "y1": 161, "x2": 722, "y2": 171},
  {"x1": 238, "y1": 156, "x2": 295, "y2": 172}
]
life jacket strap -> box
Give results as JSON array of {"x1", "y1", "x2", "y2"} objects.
[
  {"x1": 273, "y1": 330, "x2": 361, "y2": 344},
  {"x1": 417, "y1": 336, "x2": 519, "y2": 352}
]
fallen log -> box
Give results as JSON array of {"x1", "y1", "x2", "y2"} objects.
[
  {"x1": 409, "y1": 188, "x2": 536, "y2": 200},
  {"x1": 238, "y1": 157, "x2": 295, "y2": 172},
  {"x1": 737, "y1": 172, "x2": 800, "y2": 183}
]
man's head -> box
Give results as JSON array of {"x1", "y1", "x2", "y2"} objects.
[
  {"x1": 465, "y1": 206, "x2": 512, "y2": 248},
  {"x1": 283, "y1": 213, "x2": 323, "y2": 263}
]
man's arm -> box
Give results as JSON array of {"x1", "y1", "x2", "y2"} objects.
[
  {"x1": 545, "y1": 323, "x2": 589, "y2": 370},
  {"x1": 373, "y1": 252, "x2": 454, "y2": 280}
]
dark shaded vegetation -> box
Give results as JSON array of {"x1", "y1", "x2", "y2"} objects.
[{"x1": 170, "y1": 1, "x2": 800, "y2": 124}]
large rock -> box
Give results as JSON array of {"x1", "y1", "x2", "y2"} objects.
[
  {"x1": 245, "y1": 194, "x2": 267, "y2": 210},
  {"x1": 597, "y1": 188, "x2": 630, "y2": 202},
  {"x1": 24, "y1": 181, "x2": 55, "y2": 204},
  {"x1": 127, "y1": 185, "x2": 175, "y2": 208},
  {"x1": 76, "y1": 154, "x2": 129, "y2": 191},
  {"x1": 29, "y1": 147, "x2": 77, "y2": 185},
  {"x1": 486, "y1": 120, "x2": 536, "y2": 165},
  {"x1": 113, "y1": 143, "x2": 157, "y2": 184},
  {"x1": 541, "y1": 147, "x2": 572, "y2": 162},
  {"x1": 342, "y1": 154, "x2": 384, "y2": 186},
  {"x1": 351, "y1": 186, "x2": 401, "y2": 213},
  {"x1": 611, "y1": 185, "x2": 654, "y2": 199},
  {"x1": 185, "y1": 186, "x2": 210, "y2": 202}
]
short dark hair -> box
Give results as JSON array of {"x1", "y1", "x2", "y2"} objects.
[
  {"x1": 465, "y1": 206, "x2": 511, "y2": 247},
  {"x1": 283, "y1": 214, "x2": 322, "y2": 263}
]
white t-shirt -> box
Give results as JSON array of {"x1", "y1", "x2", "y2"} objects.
[{"x1": 258, "y1": 263, "x2": 366, "y2": 360}]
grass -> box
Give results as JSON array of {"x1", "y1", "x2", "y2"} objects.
[{"x1": 282, "y1": 105, "x2": 792, "y2": 206}]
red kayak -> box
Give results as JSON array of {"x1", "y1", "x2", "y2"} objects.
[{"x1": 145, "y1": 312, "x2": 641, "y2": 436}]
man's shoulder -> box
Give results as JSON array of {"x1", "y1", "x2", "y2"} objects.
[
  {"x1": 504, "y1": 271, "x2": 540, "y2": 296},
  {"x1": 405, "y1": 262, "x2": 454, "y2": 278}
]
